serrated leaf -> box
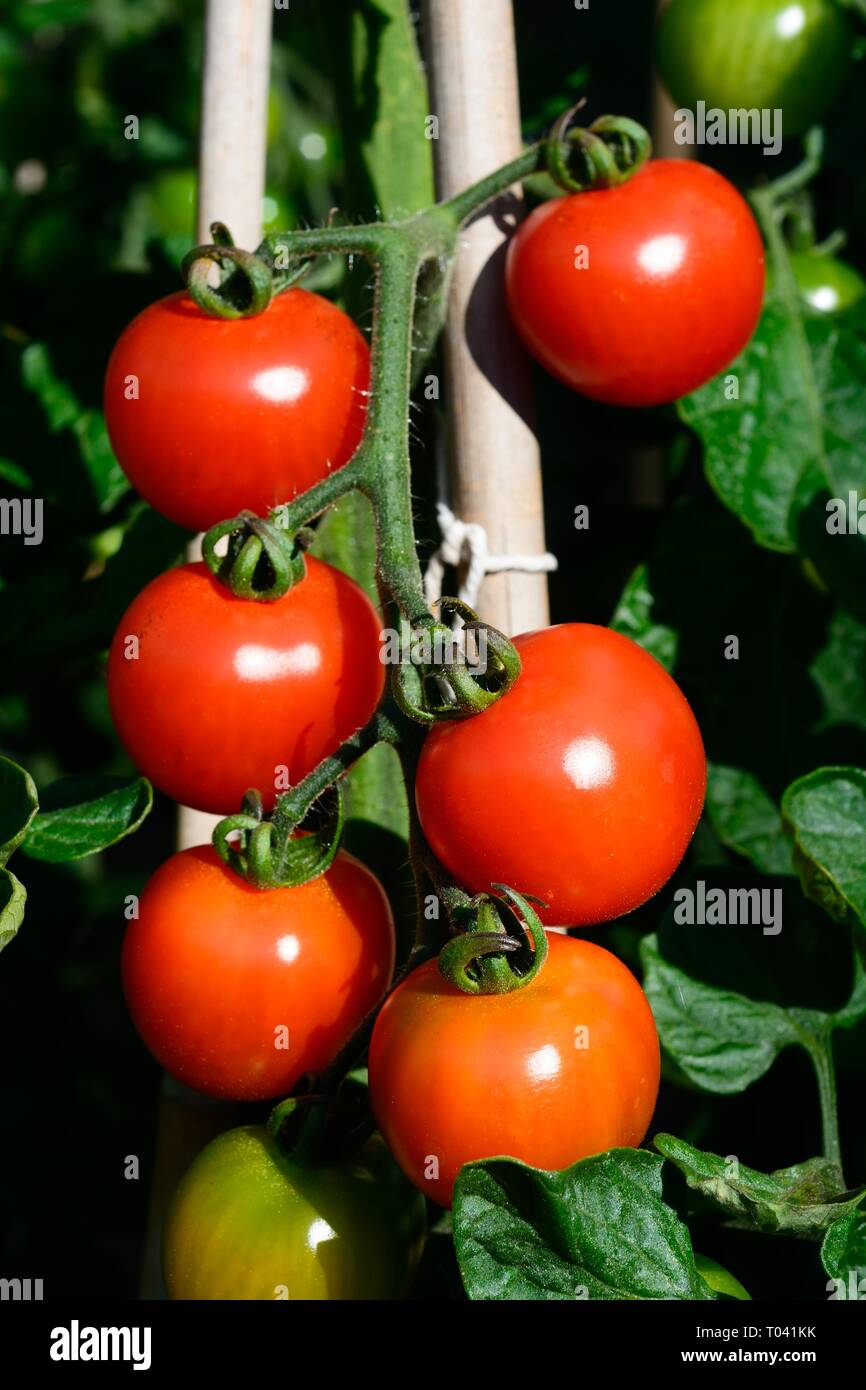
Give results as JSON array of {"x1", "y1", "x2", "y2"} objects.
[
  {"x1": 656, "y1": 1135, "x2": 863, "y2": 1239},
  {"x1": 705, "y1": 764, "x2": 792, "y2": 875},
  {"x1": 678, "y1": 293, "x2": 866, "y2": 556},
  {"x1": 0, "y1": 867, "x2": 26, "y2": 954},
  {"x1": 22, "y1": 776, "x2": 152, "y2": 862},
  {"x1": 453, "y1": 1150, "x2": 714, "y2": 1301},
  {"x1": 609, "y1": 563, "x2": 677, "y2": 671},
  {"x1": 781, "y1": 767, "x2": 866, "y2": 931},
  {"x1": 821, "y1": 1202, "x2": 866, "y2": 1296},
  {"x1": 0, "y1": 756, "x2": 38, "y2": 866}
]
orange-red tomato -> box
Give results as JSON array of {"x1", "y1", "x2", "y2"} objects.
[
  {"x1": 368, "y1": 933, "x2": 660, "y2": 1207},
  {"x1": 107, "y1": 557, "x2": 385, "y2": 816},
  {"x1": 104, "y1": 289, "x2": 369, "y2": 531},
  {"x1": 506, "y1": 160, "x2": 765, "y2": 407},
  {"x1": 122, "y1": 845, "x2": 395, "y2": 1101},
  {"x1": 415, "y1": 624, "x2": 705, "y2": 927}
]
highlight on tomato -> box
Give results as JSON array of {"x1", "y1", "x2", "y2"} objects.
[
  {"x1": 506, "y1": 159, "x2": 765, "y2": 407},
  {"x1": 163, "y1": 1126, "x2": 426, "y2": 1300},
  {"x1": 368, "y1": 933, "x2": 660, "y2": 1208},
  {"x1": 415, "y1": 623, "x2": 706, "y2": 927},
  {"x1": 107, "y1": 555, "x2": 385, "y2": 816},
  {"x1": 104, "y1": 287, "x2": 369, "y2": 532},
  {"x1": 122, "y1": 844, "x2": 395, "y2": 1101}
]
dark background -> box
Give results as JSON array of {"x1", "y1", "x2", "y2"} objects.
[{"x1": 1, "y1": 0, "x2": 864, "y2": 1300}]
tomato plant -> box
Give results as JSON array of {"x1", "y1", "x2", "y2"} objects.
[
  {"x1": 416, "y1": 624, "x2": 706, "y2": 926},
  {"x1": 103, "y1": 288, "x2": 370, "y2": 532},
  {"x1": 368, "y1": 933, "x2": 660, "y2": 1208},
  {"x1": 122, "y1": 845, "x2": 394, "y2": 1100},
  {"x1": 107, "y1": 556, "x2": 385, "y2": 815},
  {"x1": 657, "y1": 0, "x2": 852, "y2": 139},
  {"x1": 163, "y1": 1126, "x2": 426, "y2": 1299},
  {"x1": 788, "y1": 251, "x2": 866, "y2": 314},
  {"x1": 506, "y1": 160, "x2": 765, "y2": 407}
]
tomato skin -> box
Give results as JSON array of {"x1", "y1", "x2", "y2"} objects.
[
  {"x1": 658, "y1": 0, "x2": 852, "y2": 140},
  {"x1": 506, "y1": 160, "x2": 765, "y2": 407},
  {"x1": 787, "y1": 252, "x2": 866, "y2": 315},
  {"x1": 103, "y1": 289, "x2": 369, "y2": 531},
  {"x1": 415, "y1": 624, "x2": 706, "y2": 927},
  {"x1": 122, "y1": 845, "x2": 395, "y2": 1101},
  {"x1": 368, "y1": 934, "x2": 660, "y2": 1208},
  {"x1": 163, "y1": 1127, "x2": 426, "y2": 1299},
  {"x1": 107, "y1": 556, "x2": 385, "y2": 816}
]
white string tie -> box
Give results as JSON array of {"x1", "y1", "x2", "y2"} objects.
[{"x1": 424, "y1": 501, "x2": 558, "y2": 609}]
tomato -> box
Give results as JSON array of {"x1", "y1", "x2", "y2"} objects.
[
  {"x1": 506, "y1": 160, "x2": 765, "y2": 407},
  {"x1": 657, "y1": 0, "x2": 852, "y2": 140},
  {"x1": 163, "y1": 1126, "x2": 426, "y2": 1299},
  {"x1": 787, "y1": 252, "x2": 866, "y2": 314},
  {"x1": 415, "y1": 624, "x2": 705, "y2": 927},
  {"x1": 122, "y1": 844, "x2": 395, "y2": 1101},
  {"x1": 694, "y1": 1253, "x2": 751, "y2": 1301},
  {"x1": 107, "y1": 556, "x2": 384, "y2": 816},
  {"x1": 368, "y1": 933, "x2": 660, "y2": 1208},
  {"x1": 104, "y1": 288, "x2": 369, "y2": 531}
]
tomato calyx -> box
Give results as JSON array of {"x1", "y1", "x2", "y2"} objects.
[
  {"x1": 201, "y1": 508, "x2": 313, "y2": 601},
  {"x1": 182, "y1": 223, "x2": 275, "y2": 319},
  {"x1": 438, "y1": 885, "x2": 549, "y2": 995},
  {"x1": 545, "y1": 108, "x2": 652, "y2": 194},
  {"x1": 213, "y1": 783, "x2": 345, "y2": 890},
  {"x1": 267, "y1": 1074, "x2": 373, "y2": 1168},
  {"x1": 390, "y1": 599, "x2": 522, "y2": 726}
]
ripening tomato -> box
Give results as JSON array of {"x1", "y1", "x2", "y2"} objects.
[
  {"x1": 506, "y1": 160, "x2": 765, "y2": 407},
  {"x1": 368, "y1": 933, "x2": 660, "y2": 1208},
  {"x1": 104, "y1": 288, "x2": 369, "y2": 531},
  {"x1": 163, "y1": 1127, "x2": 426, "y2": 1300},
  {"x1": 122, "y1": 844, "x2": 395, "y2": 1101},
  {"x1": 415, "y1": 624, "x2": 706, "y2": 927},
  {"x1": 107, "y1": 556, "x2": 385, "y2": 815},
  {"x1": 657, "y1": 0, "x2": 852, "y2": 141},
  {"x1": 787, "y1": 252, "x2": 866, "y2": 315}
]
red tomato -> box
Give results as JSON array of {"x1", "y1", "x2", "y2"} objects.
[
  {"x1": 368, "y1": 933, "x2": 660, "y2": 1207},
  {"x1": 506, "y1": 160, "x2": 765, "y2": 406},
  {"x1": 107, "y1": 556, "x2": 384, "y2": 815},
  {"x1": 104, "y1": 289, "x2": 369, "y2": 531},
  {"x1": 415, "y1": 624, "x2": 705, "y2": 927},
  {"x1": 123, "y1": 844, "x2": 395, "y2": 1101}
]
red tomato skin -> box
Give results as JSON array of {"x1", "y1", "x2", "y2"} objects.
[
  {"x1": 506, "y1": 160, "x2": 765, "y2": 407},
  {"x1": 369, "y1": 933, "x2": 660, "y2": 1207},
  {"x1": 107, "y1": 556, "x2": 385, "y2": 815},
  {"x1": 122, "y1": 845, "x2": 395, "y2": 1101},
  {"x1": 415, "y1": 624, "x2": 706, "y2": 927},
  {"x1": 103, "y1": 289, "x2": 369, "y2": 531}
]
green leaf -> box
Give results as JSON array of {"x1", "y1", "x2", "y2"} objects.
[
  {"x1": 609, "y1": 563, "x2": 677, "y2": 672},
  {"x1": 781, "y1": 767, "x2": 866, "y2": 931},
  {"x1": 810, "y1": 608, "x2": 866, "y2": 734},
  {"x1": 453, "y1": 1150, "x2": 714, "y2": 1301},
  {"x1": 705, "y1": 764, "x2": 793, "y2": 875},
  {"x1": 323, "y1": 0, "x2": 435, "y2": 220},
  {"x1": 656, "y1": 1135, "x2": 863, "y2": 1240},
  {"x1": 22, "y1": 776, "x2": 152, "y2": 862},
  {"x1": 0, "y1": 756, "x2": 38, "y2": 866},
  {"x1": 21, "y1": 343, "x2": 79, "y2": 431},
  {"x1": 678, "y1": 293, "x2": 866, "y2": 571},
  {"x1": 0, "y1": 867, "x2": 26, "y2": 955},
  {"x1": 821, "y1": 1202, "x2": 866, "y2": 1296}
]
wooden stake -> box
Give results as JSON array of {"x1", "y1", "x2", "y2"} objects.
[{"x1": 421, "y1": 0, "x2": 550, "y2": 637}]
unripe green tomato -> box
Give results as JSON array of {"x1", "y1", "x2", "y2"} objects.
[
  {"x1": 787, "y1": 252, "x2": 866, "y2": 314},
  {"x1": 657, "y1": 0, "x2": 852, "y2": 140},
  {"x1": 695, "y1": 1253, "x2": 751, "y2": 1300},
  {"x1": 145, "y1": 168, "x2": 295, "y2": 238},
  {"x1": 163, "y1": 1126, "x2": 427, "y2": 1301}
]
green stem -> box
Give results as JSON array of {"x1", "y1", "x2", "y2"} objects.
[
  {"x1": 271, "y1": 707, "x2": 401, "y2": 830},
  {"x1": 807, "y1": 1034, "x2": 843, "y2": 1177},
  {"x1": 440, "y1": 144, "x2": 544, "y2": 226}
]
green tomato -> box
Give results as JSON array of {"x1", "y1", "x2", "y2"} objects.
[
  {"x1": 146, "y1": 169, "x2": 295, "y2": 239},
  {"x1": 788, "y1": 252, "x2": 866, "y2": 314},
  {"x1": 695, "y1": 1253, "x2": 751, "y2": 1301},
  {"x1": 163, "y1": 1126, "x2": 427, "y2": 1301},
  {"x1": 657, "y1": 0, "x2": 852, "y2": 140}
]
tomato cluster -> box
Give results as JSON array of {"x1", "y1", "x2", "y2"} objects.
[{"x1": 102, "y1": 137, "x2": 764, "y2": 1297}]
